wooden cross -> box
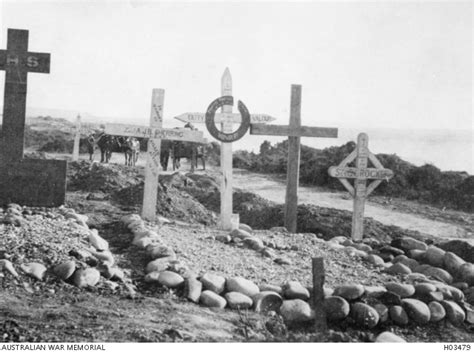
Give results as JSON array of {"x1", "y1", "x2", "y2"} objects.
[
  {"x1": 174, "y1": 68, "x2": 275, "y2": 230},
  {"x1": 0, "y1": 28, "x2": 67, "y2": 206},
  {"x1": 328, "y1": 133, "x2": 394, "y2": 241},
  {"x1": 105, "y1": 89, "x2": 206, "y2": 221},
  {"x1": 72, "y1": 115, "x2": 81, "y2": 161},
  {"x1": 250, "y1": 85, "x2": 338, "y2": 233}
]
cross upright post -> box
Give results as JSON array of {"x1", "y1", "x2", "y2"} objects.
[{"x1": 72, "y1": 115, "x2": 81, "y2": 161}]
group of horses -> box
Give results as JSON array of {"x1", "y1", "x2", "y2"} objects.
[{"x1": 84, "y1": 132, "x2": 206, "y2": 172}]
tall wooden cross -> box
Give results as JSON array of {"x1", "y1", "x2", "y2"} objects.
[
  {"x1": 72, "y1": 115, "x2": 81, "y2": 161},
  {"x1": 0, "y1": 28, "x2": 67, "y2": 206},
  {"x1": 250, "y1": 85, "x2": 339, "y2": 233},
  {"x1": 175, "y1": 68, "x2": 276, "y2": 230},
  {"x1": 328, "y1": 133, "x2": 393, "y2": 241},
  {"x1": 105, "y1": 89, "x2": 206, "y2": 221}
]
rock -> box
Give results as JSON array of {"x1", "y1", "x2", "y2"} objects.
[
  {"x1": 379, "y1": 245, "x2": 405, "y2": 257},
  {"x1": 243, "y1": 237, "x2": 264, "y2": 251},
  {"x1": 425, "y1": 291, "x2": 444, "y2": 302},
  {"x1": 216, "y1": 234, "x2": 232, "y2": 243},
  {"x1": 259, "y1": 283, "x2": 283, "y2": 294},
  {"x1": 441, "y1": 300, "x2": 466, "y2": 326},
  {"x1": 134, "y1": 228, "x2": 160, "y2": 240},
  {"x1": 379, "y1": 291, "x2": 402, "y2": 306},
  {"x1": 385, "y1": 282, "x2": 415, "y2": 298},
  {"x1": 393, "y1": 256, "x2": 419, "y2": 271},
  {"x1": 330, "y1": 236, "x2": 348, "y2": 244},
  {"x1": 443, "y1": 252, "x2": 466, "y2": 277},
  {"x1": 274, "y1": 257, "x2": 292, "y2": 265},
  {"x1": 333, "y1": 284, "x2": 365, "y2": 300},
  {"x1": 185, "y1": 277, "x2": 202, "y2": 303},
  {"x1": 261, "y1": 248, "x2": 276, "y2": 258},
  {"x1": 378, "y1": 253, "x2": 394, "y2": 262},
  {"x1": 324, "y1": 296, "x2": 350, "y2": 321},
  {"x1": 226, "y1": 277, "x2": 259, "y2": 297},
  {"x1": 146, "y1": 256, "x2": 175, "y2": 273},
  {"x1": 344, "y1": 247, "x2": 368, "y2": 259},
  {"x1": 132, "y1": 236, "x2": 153, "y2": 249},
  {"x1": 459, "y1": 263, "x2": 474, "y2": 285},
  {"x1": 200, "y1": 273, "x2": 226, "y2": 294},
  {"x1": 324, "y1": 286, "x2": 334, "y2": 298},
  {"x1": 460, "y1": 302, "x2": 474, "y2": 324},
  {"x1": 100, "y1": 264, "x2": 124, "y2": 282},
  {"x1": 167, "y1": 260, "x2": 191, "y2": 277},
  {"x1": 279, "y1": 299, "x2": 314, "y2": 324},
  {"x1": 158, "y1": 271, "x2": 184, "y2": 288},
  {"x1": 90, "y1": 249, "x2": 114, "y2": 266},
  {"x1": 127, "y1": 219, "x2": 145, "y2": 231},
  {"x1": 414, "y1": 283, "x2": 437, "y2": 296},
  {"x1": 200, "y1": 290, "x2": 227, "y2": 309},
  {"x1": 283, "y1": 281, "x2": 310, "y2": 300},
  {"x1": 451, "y1": 282, "x2": 469, "y2": 290},
  {"x1": 466, "y1": 288, "x2": 474, "y2": 305},
  {"x1": 409, "y1": 249, "x2": 427, "y2": 261},
  {"x1": 439, "y1": 240, "x2": 474, "y2": 263},
  {"x1": 53, "y1": 261, "x2": 76, "y2": 280},
  {"x1": 144, "y1": 271, "x2": 161, "y2": 283},
  {"x1": 420, "y1": 266, "x2": 453, "y2": 284},
  {"x1": 225, "y1": 292, "x2": 253, "y2": 309},
  {"x1": 425, "y1": 246, "x2": 446, "y2": 267},
  {"x1": 0, "y1": 259, "x2": 19, "y2": 277},
  {"x1": 429, "y1": 301, "x2": 446, "y2": 322},
  {"x1": 350, "y1": 302, "x2": 379, "y2": 329},
  {"x1": 253, "y1": 291, "x2": 283, "y2": 313},
  {"x1": 146, "y1": 244, "x2": 176, "y2": 260},
  {"x1": 389, "y1": 305, "x2": 409, "y2": 325},
  {"x1": 445, "y1": 285, "x2": 465, "y2": 302},
  {"x1": 230, "y1": 228, "x2": 251, "y2": 239},
  {"x1": 342, "y1": 239, "x2": 354, "y2": 247},
  {"x1": 364, "y1": 286, "x2": 387, "y2": 298},
  {"x1": 73, "y1": 268, "x2": 101, "y2": 288},
  {"x1": 327, "y1": 242, "x2": 345, "y2": 251},
  {"x1": 120, "y1": 214, "x2": 141, "y2": 226},
  {"x1": 366, "y1": 254, "x2": 385, "y2": 267},
  {"x1": 375, "y1": 332, "x2": 406, "y2": 343},
  {"x1": 238, "y1": 223, "x2": 253, "y2": 233},
  {"x1": 373, "y1": 303, "x2": 389, "y2": 323},
  {"x1": 20, "y1": 262, "x2": 47, "y2": 281},
  {"x1": 392, "y1": 237, "x2": 428, "y2": 251},
  {"x1": 406, "y1": 273, "x2": 429, "y2": 282},
  {"x1": 401, "y1": 298, "x2": 431, "y2": 324},
  {"x1": 88, "y1": 229, "x2": 109, "y2": 251},
  {"x1": 385, "y1": 263, "x2": 412, "y2": 275},
  {"x1": 352, "y1": 243, "x2": 372, "y2": 253}
]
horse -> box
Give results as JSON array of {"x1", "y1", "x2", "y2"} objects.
[
  {"x1": 96, "y1": 133, "x2": 121, "y2": 163},
  {"x1": 124, "y1": 137, "x2": 140, "y2": 166}
]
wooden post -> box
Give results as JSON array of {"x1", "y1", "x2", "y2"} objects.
[
  {"x1": 72, "y1": 115, "x2": 81, "y2": 161},
  {"x1": 312, "y1": 257, "x2": 327, "y2": 332},
  {"x1": 285, "y1": 85, "x2": 302, "y2": 233},
  {"x1": 328, "y1": 133, "x2": 394, "y2": 241}
]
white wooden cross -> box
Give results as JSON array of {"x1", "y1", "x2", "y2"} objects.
[
  {"x1": 328, "y1": 132, "x2": 394, "y2": 241},
  {"x1": 105, "y1": 89, "x2": 206, "y2": 221},
  {"x1": 174, "y1": 68, "x2": 276, "y2": 230},
  {"x1": 250, "y1": 85, "x2": 339, "y2": 233},
  {"x1": 71, "y1": 115, "x2": 100, "y2": 161}
]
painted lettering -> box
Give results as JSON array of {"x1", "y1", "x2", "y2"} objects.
[
  {"x1": 26, "y1": 56, "x2": 39, "y2": 68},
  {"x1": 6, "y1": 55, "x2": 19, "y2": 65}
]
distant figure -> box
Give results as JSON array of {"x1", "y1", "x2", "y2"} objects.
[
  {"x1": 160, "y1": 140, "x2": 173, "y2": 171},
  {"x1": 96, "y1": 133, "x2": 120, "y2": 163},
  {"x1": 124, "y1": 137, "x2": 140, "y2": 166},
  {"x1": 85, "y1": 134, "x2": 96, "y2": 161},
  {"x1": 171, "y1": 123, "x2": 206, "y2": 172}
]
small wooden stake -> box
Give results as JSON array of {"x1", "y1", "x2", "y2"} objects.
[{"x1": 312, "y1": 257, "x2": 327, "y2": 332}]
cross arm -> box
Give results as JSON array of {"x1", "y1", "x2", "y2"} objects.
[
  {"x1": 23, "y1": 51, "x2": 50, "y2": 73},
  {"x1": 105, "y1": 123, "x2": 207, "y2": 143},
  {"x1": 250, "y1": 123, "x2": 338, "y2": 138}
]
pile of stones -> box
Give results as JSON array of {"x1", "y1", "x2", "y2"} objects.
[{"x1": 121, "y1": 213, "x2": 474, "y2": 341}]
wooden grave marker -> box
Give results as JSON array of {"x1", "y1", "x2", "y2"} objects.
[
  {"x1": 250, "y1": 85, "x2": 338, "y2": 233},
  {"x1": 175, "y1": 68, "x2": 275, "y2": 230},
  {"x1": 71, "y1": 115, "x2": 101, "y2": 161},
  {"x1": 0, "y1": 28, "x2": 67, "y2": 206},
  {"x1": 328, "y1": 132, "x2": 394, "y2": 241},
  {"x1": 104, "y1": 89, "x2": 206, "y2": 221}
]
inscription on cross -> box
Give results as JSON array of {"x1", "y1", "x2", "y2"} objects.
[
  {"x1": 0, "y1": 29, "x2": 66, "y2": 206},
  {"x1": 328, "y1": 133, "x2": 394, "y2": 241},
  {"x1": 250, "y1": 85, "x2": 338, "y2": 233}
]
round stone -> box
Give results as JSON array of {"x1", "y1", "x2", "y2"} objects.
[
  {"x1": 401, "y1": 298, "x2": 431, "y2": 324},
  {"x1": 441, "y1": 300, "x2": 466, "y2": 326},
  {"x1": 443, "y1": 252, "x2": 466, "y2": 278},
  {"x1": 88, "y1": 229, "x2": 109, "y2": 251},
  {"x1": 324, "y1": 296, "x2": 350, "y2": 321},
  {"x1": 90, "y1": 250, "x2": 114, "y2": 266},
  {"x1": 429, "y1": 301, "x2": 446, "y2": 322},
  {"x1": 230, "y1": 228, "x2": 251, "y2": 240},
  {"x1": 393, "y1": 237, "x2": 428, "y2": 251},
  {"x1": 459, "y1": 263, "x2": 474, "y2": 286},
  {"x1": 385, "y1": 263, "x2": 412, "y2": 275},
  {"x1": 364, "y1": 286, "x2": 387, "y2": 298},
  {"x1": 393, "y1": 256, "x2": 419, "y2": 271},
  {"x1": 146, "y1": 256, "x2": 175, "y2": 273},
  {"x1": 409, "y1": 249, "x2": 427, "y2": 261},
  {"x1": 226, "y1": 277, "x2": 259, "y2": 297},
  {"x1": 350, "y1": 303, "x2": 379, "y2": 329},
  {"x1": 259, "y1": 283, "x2": 283, "y2": 294},
  {"x1": 414, "y1": 283, "x2": 437, "y2": 296},
  {"x1": 366, "y1": 254, "x2": 385, "y2": 267},
  {"x1": 216, "y1": 234, "x2": 232, "y2": 243},
  {"x1": 333, "y1": 284, "x2": 365, "y2": 300},
  {"x1": 158, "y1": 271, "x2": 184, "y2": 288},
  {"x1": 20, "y1": 262, "x2": 47, "y2": 281},
  {"x1": 200, "y1": 290, "x2": 227, "y2": 308},
  {"x1": 243, "y1": 237, "x2": 264, "y2": 251},
  {"x1": 279, "y1": 299, "x2": 314, "y2": 324},
  {"x1": 147, "y1": 244, "x2": 176, "y2": 260},
  {"x1": 373, "y1": 303, "x2": 389, "y2": 323},
  {"x1": 238, "y1": 224, "x2": 253, "y2": 233},
  {"x1": 185, "y1": 277, "x2": 202, "y2": 303},
  {"x1": 283, "y1": 281, "x2": 310, "y2": 300},
  {"x1": 0, "y1": 259, "x2": 19, "y2": 278},
  {"x1": 389, "y1": 305, "x2": 409, "y2": 325},
  {"x1": 425, "y1": 246, "x2": 446, "y2": 267},
  {"x1": 385, "y1": 282, "x2": 415, "y2": 298},
  {"x1": 200, "y1": 273, "x2": 226, "y2": 294},
  {"x1": 420, "y1": 266, "x2": 453, "y2": 284},
  {"x1": 253, "y1": 291, "x2": 283, "y2": 313},
  {"x1": 53, "y1": 261, "x2": 76, "y2": 280},
  {"x1": 132, "y1": 236, "x2": 153, "y2": 249},
  {"x1": 73, "y1": 268, "x2": 100, "y2": 288},
  {"x1": 375, "y1": 332, "x2": 406, "y2": 342},
  {"x1": 225, "y1": 292, "x2": 253, "y2": 309}
]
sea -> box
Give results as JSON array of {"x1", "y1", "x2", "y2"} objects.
[{"x1": 228, "y1": 128, "x2": 474, "y2": 175}]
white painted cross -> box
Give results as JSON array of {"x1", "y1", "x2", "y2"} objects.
[
  {"x1": 71, "y1": 115, "x2": 100, "y2": 161},
  {"x1": 105, "y1": 89, "x2": 206, "y2": 221},
  {"x1": 175, "y1": 68, "x2": 275, "y2": 230},
  {"x1": 250, "y1": 85, "x2": 339, "y2": 233},
  {"x1": 328, "y1": 132, "x2": 394, "y2": 241}
]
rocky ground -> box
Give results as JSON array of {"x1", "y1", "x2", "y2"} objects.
[{"x1": 0, "y1": 159, "x2": 473, "y2": 342}]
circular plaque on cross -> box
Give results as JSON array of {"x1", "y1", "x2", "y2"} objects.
[{"x1": 205, "y1": 95, "x2": 250, "y2": 143}]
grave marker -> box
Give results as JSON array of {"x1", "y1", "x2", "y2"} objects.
[
  {"x1": 0, "y1": 28, "x2": 66, "y2": 206},
  {"x1": 328, "y1": 133, "x2": 394, "y2": 241},
  {"x1": 104, "y1": 89, "x2": 206, "y2": 221},
  {"x1": 72, "y1": 115, "x2": 81, "y2": 161},
  {"x1": 250, "y1": 85, "x2": 338, "y2": 233}
]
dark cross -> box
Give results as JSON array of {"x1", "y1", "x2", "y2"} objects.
[{"x1": 0, "y1": 29, "x2": 66, "y2": 206}]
